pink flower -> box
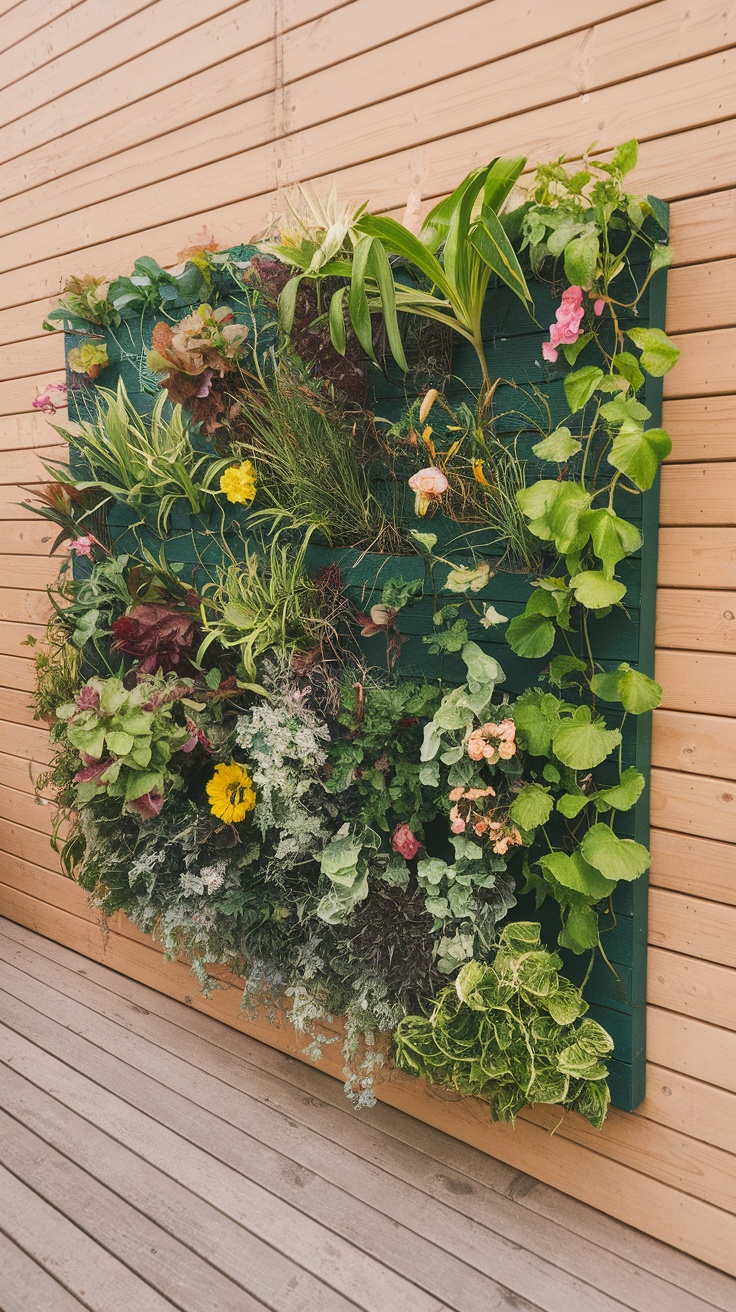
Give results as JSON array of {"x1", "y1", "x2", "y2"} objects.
[
  {"x1": 390, "y1": 823, "x2": 422, "y2": 860},
  {"x1": 542, "y1": 285, "x2": 585, "y2": 365},
  {"x1": 450, "y1": 816, "x2": 466, "y2": 834},
  {"x1": 498, "y1": 740, "x2": 517, "y2": 760},
  {"x1": 32, "y1": 383, "x2": 67, "y2": 415},
  {"x1": 66, "y1": 535, "x2": 98, "y2": 560},
  {"x1": 448, "y1": 786, "x2": 465, "y2": 802},
  {"x1": 408, "y1": 466, "x2": 449, "y2": 516},
  {"x1": 593, "y1": 298, "x2": 605, "y2": 316},
  {"x1": 181, "y1": 717, "x2": 213, "y2": 754}
]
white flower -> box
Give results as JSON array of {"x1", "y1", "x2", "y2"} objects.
[{"x1": 479, "y1": 605, "x2": 509, "y2": 628}]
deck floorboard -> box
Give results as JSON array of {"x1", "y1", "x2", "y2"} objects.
[{"x1": 0, "y1": 917, "x2": 734, "y2": 1312}]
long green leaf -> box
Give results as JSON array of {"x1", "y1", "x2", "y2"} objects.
[
  {"x1": 348, "y1": 234, "x2": 378, "y2": 361},
  {"x1": 328, "y1": 286, "x2": 347, "y2": 355},
  {"x1": 278, "y1": 274, "x2": 303, "y2": 333},
  {"x1": 357, "y1": 215, "x2": 458, "y2": 308},
  {"x1": 443, "y1": 164, "x2": 496, "y2": 305},
  {"x1": 482, "y1": 155, "x2": 526, "y2": 213},
  {"x1": 471, "y1": 206, "x2": 531, "y2": 303},
  {"x1": 367, "y1": 239, "x2": 408, "y2": 371},
  {"x1": 422, "y1": 162, "x2": 492, "y2": 256}
]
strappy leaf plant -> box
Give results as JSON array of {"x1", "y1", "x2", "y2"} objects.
[
  {"x1": 52, "y1": 379, "x2": 231, "y2": 533},
  {"x1": 262, "y1": 157, "x2": 532, "y2": 396}
]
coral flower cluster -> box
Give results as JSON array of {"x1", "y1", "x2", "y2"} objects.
[
  {"x1": 466, "y1": 718, "x2": 517, "y2": 764},
  {"x1": 448, "y1": 784, "x2": 522, "y2": 856}
]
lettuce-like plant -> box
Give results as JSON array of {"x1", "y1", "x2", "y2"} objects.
[{"x1": 56, "y1": 675, "x2": 198, "y2": 815}]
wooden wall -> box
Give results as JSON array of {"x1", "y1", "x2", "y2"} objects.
[{"x1": 1, "y1": 0, "x2": 735, "y2": 1275}]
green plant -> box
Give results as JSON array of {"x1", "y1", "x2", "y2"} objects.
[
  {"x1": 394, "y1": 921, "x2": 613, "y2": 1127},
  {"x1": 197, "y1": 528, "x2": 346, "y2": 679},
  {"x1": 264, "y1": 156, "x2": 532, "y2": 396},
  {"x1": 56, "y1": 673, "x2": 199, "y2": 814},
  {"x1": 492, "y1": 143, "x2": 675, "y2": 950},
  {"x1": 42, "y1": 275, "x2": 120, "y2": 333},
  {"x1": 53, "y1": 379, "x2": 231, "y2": 533},
  {"x1": 230, "y1": 366, "x2": 401, "y2": 552}
]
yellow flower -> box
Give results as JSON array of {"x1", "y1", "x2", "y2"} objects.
[
  {"x1": 206, "y1": 762, "x2": 256, "y2": 824},
  {"x1": 472, "y1": 459, "x2": 493, "y2": 488},
  {"x1": 220, "y1": 460, "x2": 256, "y2": 505}
]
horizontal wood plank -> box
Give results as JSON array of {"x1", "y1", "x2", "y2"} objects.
[
  {"x1": 666, "y1": 258, "x2": 736, "y2": 333},
  {"x1": 649, "y1": 888, "x2": 736, "y2": 967},
  {"x1": 660, "y1": 463, "x2": 736, "y2": 525},
  {"x1": 662, "y1": 395, "x2": 736, "y2": 463},
  {"x1": 655, "y1": 589, "x2": 736, "y2": 653},
  {"x1": 655, "y1": 650, "x2": 736, "y2": 716},
  {"x1": 649, "y1": 828, "x2": 736, "y2": 905},
  {"x1": 652, "y1": 709, "x2": 736, "y2": 781},
  {"x1": 657, "y1": 529, "x2": 736, "y2": 589},
  {"x1": 648, "y1": 1007, "x2": 736, "y2": 1094},
  {"x1": 650, "y1": 767, "x2": 736, "y2": 843},
  {"x1": 647, "y1": 944, "x2": 736, "y2": 1030}
]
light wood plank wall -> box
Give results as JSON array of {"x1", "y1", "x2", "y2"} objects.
[{"x1": 1, "y1": 0, "x2": 735, "y2": 1275}]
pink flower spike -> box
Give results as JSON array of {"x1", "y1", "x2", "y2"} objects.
[
  {"x1": 541, "y1": 341, "x2": 558, "y2": 363},
  {"x1": 593, "y1": 298, "x2": 605, "y2": 316}
]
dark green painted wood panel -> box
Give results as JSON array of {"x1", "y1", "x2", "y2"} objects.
[{"x1": 64, "y1": 214, "x2": 669, "y2": 1112}]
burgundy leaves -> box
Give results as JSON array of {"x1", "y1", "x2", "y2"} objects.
[{"x1": 112, "y1": 603, "x2": 196, "y2": 674}]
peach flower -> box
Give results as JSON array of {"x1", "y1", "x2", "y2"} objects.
[{"x1": 408, "y1": 466, "x2": 449, "y2": 516}]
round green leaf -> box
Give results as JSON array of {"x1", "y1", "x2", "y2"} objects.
[
  {"x1": 539, "y1": 849, "x2": 616, "y2": 900},
  {"x1": 509, "y1": 783, "x2": 554, "y2": 831},
  {"x1": 557, "y1": 792, "x2": 590, "y2": 818},
  {"x1": 627, "y1": 326, "x2": 681, "y2": 376},
  {"x1": 532, "y1": 427, "x2": 582, "y2": 462},
  {"x1": 592, "y1": 767, "x2": 646, "y2": 813},
  {"x1": 564, "y1": 366, "x2": 604, "y2": 413},
  {"x1": 608, "y1": 424, "x2": 672, "y2": 491},
  {"x1": 505, "y1": 611, "x2": 556, "y2": 658},
  {"x1": 558, "y1": 905, "x2": 600, "y2": 954},
  {"x1": 553, "y1": 708, "x2": 622, "y2": 769},
  {"x1": 580, "y1": 824, "x2": 651, "y2": 882},
  {"x1": 569, "y1": 571, "x2": 627, "y2": 609}
]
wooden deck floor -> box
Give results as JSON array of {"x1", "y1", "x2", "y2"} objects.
[{"x1": 0, "y1": 921, "x2": 735, "y2": 1312}]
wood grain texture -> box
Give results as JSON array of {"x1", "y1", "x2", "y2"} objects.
[
  {"x1": 1, "y1": 0, "x2": 736, "y2": 1276},
  {"x1": 5, "y1": 920, "x2": 734, "y2": 1311}
]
